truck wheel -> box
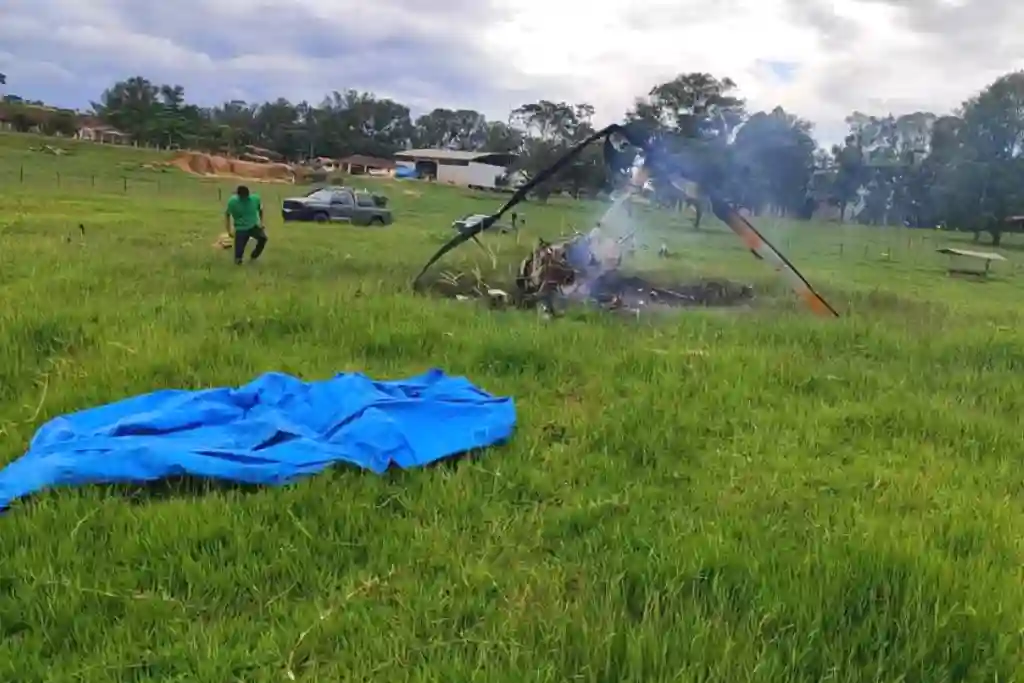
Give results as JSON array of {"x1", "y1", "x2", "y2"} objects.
[
  {"x1": 313, "y1": 211, "x2": 329, "y2": 223},
  {"x1": 370, "y1": 216, "x2": 385, "y2": 226}
]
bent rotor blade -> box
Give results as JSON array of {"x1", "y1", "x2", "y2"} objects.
[
  {"x1": 626, "y1": 137, "x2": 837, "y2": 318},
  {"x1": 412, "y1": 215, "x2": 498, "y2": 288},
  {"x1": 413, "y1": 125, "x2": 624, "y2": 288},
  {"x1": 707, "y1": 195, "x2": 839, "y2": 317}
]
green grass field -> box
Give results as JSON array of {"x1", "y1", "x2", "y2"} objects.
[{"x1": 2, "y1": 132, "x2": 1023, "y2": 682}]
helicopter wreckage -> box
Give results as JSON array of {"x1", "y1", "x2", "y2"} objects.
[
  {"x1": 417, "y1": 120, "x2": 838, "y2": 320},
  {"x1": 432, "y1": 216, "x2": 756, "y2": 318}
]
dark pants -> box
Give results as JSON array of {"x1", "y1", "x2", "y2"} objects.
[{"x1": 234, "y1": 226, "x2": 267, "y2": 263}]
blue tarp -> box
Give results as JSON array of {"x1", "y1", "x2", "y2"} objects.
[
  {"x1": 395, "y1": 166, "x2": 418, "y2": 179},
  {"x1": 0, "y1": 369, "x2": 516, "y2": 508}
]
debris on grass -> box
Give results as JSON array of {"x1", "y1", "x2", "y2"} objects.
[
  {"x1": 584, "y1": 273, "x2": 755, "y2": 313},
  {"x1": 421, "y1": 225, "x2": 755, "y2": 317},
  {"x1": 424, "y1": 269, "x2": 754, "y2": 316},
  {"x1": 647, "y1": 347, "x2": 709, "y2": 357},
  {"x1": 486, "y1": 288, "x2": 510, "y2": 309},
  {"x1": 30, "y1": 144, "x2": 69, "y2": 156}
]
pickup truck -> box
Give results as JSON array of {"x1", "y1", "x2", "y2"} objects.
[{"x1": 281, "y1": 186, "x2": 393, "y2": 226}]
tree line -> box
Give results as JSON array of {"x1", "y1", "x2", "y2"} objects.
[{"x1": 2, "y1": 69, "x2": 1024, "y2": 241}]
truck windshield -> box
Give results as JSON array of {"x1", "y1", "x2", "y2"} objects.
[{"x1": 306, "y1": 189, "x2": 333, "y2": 202}]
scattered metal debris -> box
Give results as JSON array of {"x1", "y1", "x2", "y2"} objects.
[
  {"x1": 30, "y1": 144, "x2": 69, "y2": 156},
  {"x1": 427, "y1": 222, "x2": 753, "y2": 317},
  {"x1": 486, "y1": 288, "x2": 509, "y2": 309},
  {"x1": 583, "y1": 273, "x2": 754, "y2": 314},
  {"x1": 428, "y1": 270, "x2": 753, "y2": 316}
]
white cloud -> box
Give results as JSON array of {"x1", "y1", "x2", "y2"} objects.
[
  {"x1": 2, "y1": 0, "x2": 1022, "y2": 146},
  {"x1": 475, "y1": 0, "x2": 1024, "y2": 144}
]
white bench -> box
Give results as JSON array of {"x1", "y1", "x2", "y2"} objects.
[{"x1": 936, "y1": 247, "x2": 1006, "y2": 277}]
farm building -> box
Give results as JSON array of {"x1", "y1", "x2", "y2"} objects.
[
  {"x1": 310, "y1": 156, "x2": 338, "y2": 171},
  {"x1": 76, "y1": 117, "x2": 130, "y2": 144},
  {"x1": 338, "y1": 155, "x2": 396, "y2": 175},
  {"x1": 392, "y1": 149, "x2": 518, "y2": 189}
]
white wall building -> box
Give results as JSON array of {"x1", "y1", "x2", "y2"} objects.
[{"x1": 392, "y1": 149, "x2": 519, "y2": 189}]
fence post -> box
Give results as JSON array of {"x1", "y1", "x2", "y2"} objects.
[
  {"x1": 91, "y1": 175, "x2": 95, "y2": 187},
  {"x1": 56, "y1": 172, "x2": 60, "y2": 187},
  {"x1": 19, "y1": 165, "x2": 24, "y2": 182},
  {"x1": 123, "y1": 177, "x2": 127, "y2": 192},
  {"x1": 218, "y1": 188, "x2": 222, "y2": 201}
]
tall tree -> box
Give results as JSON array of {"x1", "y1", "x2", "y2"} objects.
[
  {"x1": 480, "y1": 121, "x2": 523, "y2": 154},
  {"x1": 731, "y1": 106, "x2": 816, "y2": 216},
  {"x1": 13, "y1": 68, "x2": 1024, "y2": 230},
  {"x1": 840, "y1": 111, "x2": 936, "y2": 225},
  {"x1": 92, "y1": 76, "x2": 164, "y2": 144},
  {"x1": 626, "y1": 73, "x2": 747, "y2": 226},
  {"x1": 830, "y1": 132, "x2": 865, "y2": 222},
  {"x1": 510, "y1": 100, "x2": 601, "y2": 198},
  {"x1": 413, "y1": 108, "x2": 488, "y2": 150},
  {"x1": 946, "y1": 71, "x2": 1024, "y2": 244},
  {"x1": 628, "y1": 72, "x2": 745, "y2": 140}
]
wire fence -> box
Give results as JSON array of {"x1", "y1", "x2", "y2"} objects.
[
  {"x1": 7, "y1": 165, "x2": 1021, "y2": 277},
  {"x1": 8, "y1": 165, "x2": 284, "y2": 203}
]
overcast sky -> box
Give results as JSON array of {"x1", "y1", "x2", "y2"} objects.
[{"x1": 2, "y1": 0, "x2": 1021, "y2": 147}]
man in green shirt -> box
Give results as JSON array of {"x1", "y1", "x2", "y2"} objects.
[{"x1": 225, "y1": 185, "x2": 267, "y2": 264}]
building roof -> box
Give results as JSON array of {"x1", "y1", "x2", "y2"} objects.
[
  {"x1": 79, "y1": 124, "x2": 129, "y2": 136},
  {"x1": 394, "y1": 148, "x2": 519, "y2": 162}
]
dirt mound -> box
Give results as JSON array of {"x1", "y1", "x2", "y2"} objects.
[{"x1": 169, "y1": 151, "x2": 295, "y2": 182}]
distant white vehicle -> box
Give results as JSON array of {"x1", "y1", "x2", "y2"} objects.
[{"x1": 451, "y1": 213, "x2": 518, "y2": 234}]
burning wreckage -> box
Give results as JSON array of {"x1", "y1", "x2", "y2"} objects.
[
  {"x1": 507, "y1": 227, "x2": 755, "y2": 316},
  {"x1": 434, "y1": 215, "x2": 755, "y2": 315},
  {"x1": 414, "y1": 121, "x2": 839, "y2": 319}
]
